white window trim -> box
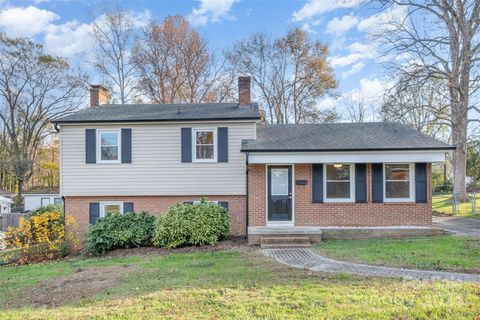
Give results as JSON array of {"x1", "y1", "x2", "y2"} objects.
[
  {"x1": 383, "y1": 163, "x2": 415, "y2": 202},
  {"x1": 41, "y1": 197, "x2": 51, "y2": 207},
  {"x1": 192, "y1": 128, "x2": 217, "y2": 163},
  {"x1": 323, "y1": 164, "x2": 355, "y2": 203},
  {"x1": 97, "y1": 129, "x2": 121, "y2": 164},
  {"x1": 100, "y1": 201, "x2": 124, "y2": 218},
  {"x1": 193, "y1": 200, "x2": 218, "y2": 204}
]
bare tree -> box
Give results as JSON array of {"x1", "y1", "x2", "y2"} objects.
[
  {"x1": 226, "y1": 27, "x2": 337, "y2": 124},
  {"x1": 89, "y1": 8, "x2": 138, "y2": 104},
  {"x1": 0, "y1": 34, "x2": 86, "y2": 206},
  {"x1": 343, "y1": 93, "x2": 378, "y2": 123},
  {"x1": 377, "y1": 0, "x2": 480, "y2": 201},
  {"x1": 134, "y1": 16, "x2": 235, "y2": 104}
]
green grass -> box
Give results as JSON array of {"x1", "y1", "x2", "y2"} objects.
[
  {"x1": 1, "y1": 249, "x2": 480, "y2": 319},
  {"x1": 433, "y1": 194, "x2": 480, "y2": 218},
  {"x1": 315, "y1": 236, "x2": 480, "y2": 273}
]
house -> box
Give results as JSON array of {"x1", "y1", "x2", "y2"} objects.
[
  {"x1": 52, "y1": 77, "x2": 454, "y2": 245},
  {"x1": 23, "y1": 187, "x2": 63, "y2": 211}
]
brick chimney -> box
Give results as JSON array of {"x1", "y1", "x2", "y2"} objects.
[
  {"x1": 89, "y1": 85, "x2": 109, "y2": 107},
  {"x1": 238, "y1": 76, "x2": 251, "y2": 105}
]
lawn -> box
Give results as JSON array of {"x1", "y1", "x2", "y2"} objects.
[
  {"x1": 315, "y1": 236, "x2": 480, "y2": 273},
  {"x1": 1, "y1": 248, "x2": 480, "y2": 319},
  {"x1": 433, "y1": 194, "x2": 480, "y2": 218}
]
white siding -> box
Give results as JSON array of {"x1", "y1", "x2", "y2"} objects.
[
  {"x1": 24, "y1": 194, "x2": 62, "y2": 211},
  {"x1": 60, "y1": 121, "x2": 256, "y2": 196}
]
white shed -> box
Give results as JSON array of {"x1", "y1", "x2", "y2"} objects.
[
  {"x1": 0, "y1": 196, "x2": 12, "y2": 214},
  {"x1": 24, "y1": 194, "x2": 63, "y2": 211}
]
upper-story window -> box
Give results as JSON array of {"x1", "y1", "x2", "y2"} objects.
[
  {"x1": 324, "y1": 164, "x2": 355, "y2": 202},
  {"x1": 384, "y1": 163, "x2": 414, "y2": 202},
  {"x1": 97, "y1": 130, "x2": 121, "y2": 163},
  {"x1": 193, "y1": 128, "x2": 216, "y2": 162}
]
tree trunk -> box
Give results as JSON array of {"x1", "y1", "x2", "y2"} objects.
[{"x1": 451, "y1": 104, "x2": 469, "y2": 202}]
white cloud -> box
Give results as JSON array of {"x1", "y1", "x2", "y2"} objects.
[
  {"x1": 188, "y1": 0, "x2": 239, "y2": 27},
  {"x1": 329, "y1": 41, "x2": 377, "y2": 68},
  {"x1": 43, "y1": 21, "x2": 92, "y2": 57},
  {"x1": 357, "y1": 5, "x2": 407, "y2": 33},
  {"x1": 0, "y1": 5, "x2": 59, "y2": 37},
  {"x1": 318, "y1": 96, "x2": 339, "y2": 109},
  {"x1": 326, "y1": 14, "x2": 359, "y2": 36},
  {"x1": 293, "y1": 0, "x2": 363, "y2": 22},
  {"x1": 341, "y1": 62, "x2": 365, "y2": 78}
]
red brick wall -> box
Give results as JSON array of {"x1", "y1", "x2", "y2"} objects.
[
  {"x1": 248, "y1": 163, "x2": 432, "y2": 227},
  {"x1": 66, "y1": 195, "x2": 246, "y2": 237}
]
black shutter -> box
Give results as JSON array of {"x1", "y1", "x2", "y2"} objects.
[
  {"x1": 415, "y1": 163, "x2": 427, "y2": 203},
  {"x1": 121, "y1": 129, "x2": 132, "y2": 163},
  {"x1": 181, "y1": 128, "x2": 192, "y2": 163},
  {"x1": 123, "y1": 202, "x2": 134, "y2": 213},
  {"x1": 355, "y1": 163, "x2": 367, "y2": 203},
  {"x1": 219, "y1": 202, "x2": 229, "y2": 210},
  {"x1": 89, "y1": 202, "x2": 100, "y2": 224},
  {"x1": 217, "y1": 127, "x2": 228, "y2": 162},
  {"x1": 312, "y1": 164, "x2": 323, "y2": 203},
  {"x1": 372, "y1": 163, "x2": 383, "y2": 203},
  {"x1": 183, "y1": 201, "x2": 194, "y2": 205},
  {"x1": 85, "y1": 129, "x2": 96, "y2": 164}
]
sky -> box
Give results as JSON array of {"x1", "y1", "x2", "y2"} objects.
[{"x1": 0, "y1": 0, "x2": 407, "y2": 115}]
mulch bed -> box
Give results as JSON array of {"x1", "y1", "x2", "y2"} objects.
[{"x1": 104, "y1": 236, "x2": 248, "y2": 257}]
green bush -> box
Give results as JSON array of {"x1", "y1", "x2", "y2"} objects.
[
  {"x1": 153, "y1": 201, "x2": 230, "y2": 249},
  {"x1": 85, "y1": 211, "x2": 156, "y2": 256},
  {"x1": 29, "y1": 204, "x2": 63, "y2": 217}
]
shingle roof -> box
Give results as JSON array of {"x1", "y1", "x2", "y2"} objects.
[
  {"x1": 242, "y1": 123, "x2": 454, "y2": 152},
  {"x1": 52, "y1": 103, "x2": 260, "y2": 124}
]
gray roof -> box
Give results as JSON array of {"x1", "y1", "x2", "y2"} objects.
[
  {"x1": 52, "y1": 103, "x2": 260, "y2": 124},
  {"x1": 242, "y1": 123, "x2": 454, "y2": 152}
]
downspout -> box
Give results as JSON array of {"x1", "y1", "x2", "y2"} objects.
[{"x1": 245, "y1": 152, "x2": 249, "y2": 237}]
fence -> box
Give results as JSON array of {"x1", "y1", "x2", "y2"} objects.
[
  {"x1": 0, "y1": 213, "x2": 27, "y2": 232},
  {"x1": 451, "y1": 192, "x2": 477, "y2": 215}
]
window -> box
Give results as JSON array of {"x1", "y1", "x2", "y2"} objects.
[
  {"x1": 97, "y1": 130, "x2": 121, "y2": 163},
  {"x1": 324, "y1": 164, "x2": 355, "y2": 202},
  {"x1": 54, "y1": 197, "x2": 63, "y2": 205},
  {"x1": 41, "y1": 197, "x2": 51, "y2": 207},
  {"x1": 100, "y1": 201, "x2": 123, "y2": 218},
  {"x1": 193, "y1": 128, "x2": 216, "y2": 162},
  {"x1": 384, "y1": 163, "x2": 414, "y2": 201}
]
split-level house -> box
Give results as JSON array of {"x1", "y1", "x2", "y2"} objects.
[{"x1": 52, "y1": 77, "x2": 454, "y2": 245}]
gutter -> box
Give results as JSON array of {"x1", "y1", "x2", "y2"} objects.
[
  {"x1": 245, "y1": 152, "x2": 249, "y2": 237},
  {"x1": 240, "y1": 147, "x2": 456, "y2": 152}
]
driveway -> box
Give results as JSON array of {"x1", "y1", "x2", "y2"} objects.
[{"x1": 433, "y1": 216, "x2": 480, "y2": 238}]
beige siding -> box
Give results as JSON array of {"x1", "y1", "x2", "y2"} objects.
[{"x1": 60, "y1": 121, "x2": 256, "y2": 196}]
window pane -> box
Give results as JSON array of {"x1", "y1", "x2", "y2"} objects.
[
  {"x1": 271, "y1": 168, "x2": 289, "y2": 195},
  {"x1": 326, "y1": 181, "x2": 350, "y2": 198},
  {"x1": 326, "y1": 165, "x2": 350, "y2": 180},
  {"x1": 104, "y1": 205, "x2": 121, "y2": 214},
  {"x1": 196, "y1": 145, "x2": 214, "y2": 159},
  {"x1": 386, "y1": 181, "x2": 410, "y2": 198},
  {"x1": 101, "y1": 132, "x2": 118, "y2": 146},
  {"x1": 385, "y1": 164, "x2": 409, "y2": 181},
  {"x1": 41, "y1": 198, "x2": 50, "y2": 206},
  {"x1": 54, "y1": 198, "x2": 63, "y2": 205},
  {"x1": 101, "y1": 146, "x2": 118, "y2": 160},
  {"x1": 196, "y1": 131, "x2": 214, "y2": 144}
]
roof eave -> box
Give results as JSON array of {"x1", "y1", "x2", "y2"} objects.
[{"x1": 241, "y1": 147, "x2": 456, "y2": 152}]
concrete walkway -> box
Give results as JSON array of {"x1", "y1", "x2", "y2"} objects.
[
  {"x1": 433, "y1": 216, "x2": 480, "y2": 238},
  {"x1": 263, "y1": 248, "x2": 480, "y2": 282}
]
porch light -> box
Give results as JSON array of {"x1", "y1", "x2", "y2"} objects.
[{"x1": 333, "y1": 164, "x2": 343, "y2": 168}]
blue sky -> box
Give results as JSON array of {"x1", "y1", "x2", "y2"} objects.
[{"x1": 0, "y1": 0, "x2": 407, "y2": 114}]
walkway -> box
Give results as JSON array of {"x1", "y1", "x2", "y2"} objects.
[
  {"x1": 263, "y1": 248, "x2": 480, "y2": 282},
  {"x1": 433, "y1": 216, "x2": 480, "y2": 238}
]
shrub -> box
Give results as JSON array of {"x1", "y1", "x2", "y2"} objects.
[
  {"x1": 153, "y1": 201, "x2": 230, "y2": 249},
  {"x1": 29, "y1": 204, "x2": 63, "y2": 217},
  {"x1": 3, "y1": 211, "x2": 78, "y2": 264},
  {"x1": 85, "y1": 211, "x2": 156, "y2": 256}
]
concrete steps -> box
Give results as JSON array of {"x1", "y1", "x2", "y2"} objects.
[{"x1": 260, "y1": 236, "x2": 312, "y2": 249}]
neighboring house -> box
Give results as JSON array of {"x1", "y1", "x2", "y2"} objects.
[
  {"x1": 0, "y1": 190, "x2": 12, "y2": 214},
  {"x1": 52, "y1": 77, "x2": 454, "y2": 244},
  {"x1": 23, "y1": 187, "x2": 63, "y2": 211}
]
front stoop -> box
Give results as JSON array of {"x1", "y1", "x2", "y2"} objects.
[{"x1": 260, "y1": 236, "x2": 312, "y2": 249}]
